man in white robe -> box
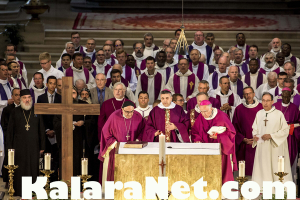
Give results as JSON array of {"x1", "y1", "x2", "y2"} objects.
[
  {"x1": 252, "y1": 92, "x2": 293, "y2": 189},
  {"x1": 0, "y1": 64, "x2": 13, "y2": 119},
  {"x1": 260, "y1": 52, "x2": 284, "y2": 76},
  {"x1": 165, "y1": 47, "x2": 179, "y2": 74},
  {"x1": 189, "y1": 49, "x2": 209, "y2": 81},
  {"x1": 61, "y1": 32, "x2": 84, "y2": 54},
  {"x1": 135, "y1": 57, "x2": 165, "y2": 105},
  {"x1": 204, "y1": 33, "x2": 224, "y2": 52},
  {"x1": 93, "y1": 49, "x2": 111, "y2": 76},
  {"x1": 210, "y1": 49, "x2": 223, "y2": 69},
  {"x1": 64, "y1": 53, "x2": 96, "y2": 89},
  {"x1": 103, "y1": 44, "x2": 118, "y2": 66},
  {"x1": 208, "y1": 56, "x2": 229, "y2": 90},
  {"x1": 268, "y1": 72, "x2": 288, "y2": 98},
  {"x1": 235, "y1": 33, "x2": 250, "y2": 60},
  {"x1": 56, "y1": 42, "x2": 75, "y2": 69},
  {"x1": 132, "y1": 42, "x2": 146, "y2": 70},
  {"x1": 154, "y1": 51, "x2": 174, "y2": 84},
  {"x1": 29, "y1": 52, "x2": 64, "y2": 89},
  {"x1": 30, "y1": 72, "x2": 47, "y2": 103},
  {"x1": 83, "y1": 39, "x2": 96, "y2": 63},
  {"x1": 215, "y1": 76, "x2": 241, "y2": 121},
  {"x1": 260, "y1": 38, "x2": 282, "y2": 66},
  {"x1": 8, "y1": 61, "x2": 27, "y2": 89},
  {"x1": 255, "y1": 72, "x2": 278, "y2": 101},
  {"x1": 282, "y1": 43, "x2": 300, "y2": 73},
  {"x1": 143, "y1": 33, "x2": 159, "y2": 58},
  {"x1": 227, "y1": 66, "x2": 248, "y2": 99},
  {"x1": 106, "y1": 50, "x2": 137, "y2": 92},
  {"x1": 230, "y1": 49, "x2": 246, "y2": 76},
  {"x1": 166, "y1": 58, "x2": 199, "y2": 101},
  {"x1": 283, "y1": 61, "x2": 300, "y2": 86},
  {"x1": 189, "y1": 31, "x2": 213, "y2": 65},
  {"x1": 134, "y1": 91, "x2": 152, "y2": 119}
]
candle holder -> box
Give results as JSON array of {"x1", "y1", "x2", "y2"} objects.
[
  {"x1": 274, "y1": 172, "x2": 288, "y2": 182},
  {"x1": 4, "y1": 165, "x2": 18, "y2": 200},
  {"x1": 78, "y1": 174, "x2": 92, "y2": 193},
  {"x1": 40, "y1": 169, "x2": 55, "y2": 194},
  {"x1": 236, "y1": 176, "x2": 248, "y2": 200}
]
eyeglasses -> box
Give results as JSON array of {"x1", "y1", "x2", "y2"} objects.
[
  {"x1": 135, "y1": 47, "x2": 143, "y2": 50},
  {"x1": 123, "y1": 110, "x2": 134, "y2": 114},
  {"x1": 115, "y1": 44, "x2": 123, "y2": 47},
  {"x1": 84, "y1": 61, "x2": 91, "y2": 64},
  {"x1": 262, "y1": 100, "x2": 272, "y2": 103},
  {"x1": 176, "y1": 99, "x2": 184, "y2": 102}
]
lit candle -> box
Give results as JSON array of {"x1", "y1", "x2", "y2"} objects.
[
  {"x1": 82, "y1": 158, "x2": 88, "y2": 175},
  {"x1": 278, "y1": 156, "x2": 284, "y2": 172},
  {"x1": 44, "y1": 153, "x2": 51, "y2": 170},
  {"x1": 159, "y1": 134, "x2": 166, "y2": 177},
  {"x1": 8, "y1": 149, "x2": 14, "y2": 165},
  {"x1": 239, "y1": 161, "x2": 245, "y2": 177}
]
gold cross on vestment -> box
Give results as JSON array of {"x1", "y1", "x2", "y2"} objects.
[
  {"x1": 159, "y1": 158, "x2": 166, "y2": 176},
  {"x1": 126, "y1": 135, "x2": 130, "y2": 140},
  {"x1": 25, "y1": 124, "x2": 30, "y2": 131},
  {"x1": 189, "y1": 81, "x2": 194, "y2": 90},
  {"x1": 264, "y1": 118, "x2": 268, "y2": 126}
]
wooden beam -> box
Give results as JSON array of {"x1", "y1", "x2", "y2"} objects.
[{"x1": 34, "y1": 104, "x2": 100, "y2": 115}]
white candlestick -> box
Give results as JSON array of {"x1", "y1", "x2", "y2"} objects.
[
  {"x1": 239, "y1": 161, "x2": 245, "y2": 177},
  {"x1": 82, "y1": 158, "x2": 88, "y2": 175},
  {"x1": 44, "y1": 153, "x2": 51, "y2": 170},
  {"x1": 8, "y1": 149, "x2": 14, "y2": 165},
  {"x1": 278, "y1": 156, "x2": 284, "y2": 172},
  {"x1": 159, "y1": 134, "x2": 166, "y2": 177}
]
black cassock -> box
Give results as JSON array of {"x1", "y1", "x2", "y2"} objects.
[
  {"x1": 53, "y1": 99, "x2": 96, "y2": 178},
  {"x1": 6, "y1": 106, "x2": 45, "y2": 196}
]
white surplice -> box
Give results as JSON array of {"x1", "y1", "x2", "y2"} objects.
[
  {"x1": 64, "y1": 66, "x2": 96, "y2": 89},
  {"x1": 241, "y1": 71, "x2": 268, "y2": 92},
  {"x1": 155, "y1": 63, "x2": 174, "y2": 85},
  {"x1": 252, "y1": 107, "x2": 293, "y2": 190},
  {"x1": 134, "y1": 105, "x2": 153, "y2": 118}
]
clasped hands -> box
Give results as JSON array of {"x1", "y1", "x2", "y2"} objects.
[
  {"x1": 74, "y1": 120, "x2": 84, "y2": 127},
  {"x1": 154, "y1": 123, "x2": 178, "y2": 136},
  {"x1": 220, "y1": 103, "x2": 231, "y2": 111},
  {"x1": 253, "y1": 134, "x2": 271, "y2": 142}
]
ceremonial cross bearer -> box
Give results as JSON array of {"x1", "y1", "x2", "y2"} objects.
[
  {"x1": 191, "y1": 100, "x2": 237, "y2": 184},
  {"x1": 232, "y1": 87, "x2": 263, "y2": 177},
  {"x1": 99, "y1": 101, "x2": 146, "y2": 186},
  {"x1": 7, "y1": 89, "x2": 45, "y2": 196},
  {"x1": 166, "y1": 58, "x2": 199, "y2": 101},
  {"x1": 252, "y1": 92, "x2": 293, "y2": 188},
  {"x1": 143, "y1": 89, "x2": 190, "y2": 143},
  {"x1": 274, "y1": 88, "x2": 300, "y2": 183}
]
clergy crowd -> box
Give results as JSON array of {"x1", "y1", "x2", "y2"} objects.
[{"x1": 0, "y1": 30, "x2": 299, "y2": 196}]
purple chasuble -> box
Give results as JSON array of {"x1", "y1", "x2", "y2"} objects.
[
  {"x1": 110, "y1": 54, "x2": 116, "y2": 60},
  {"x1": 274, "y1": 102, "x2": 300, "y2": 166},
  {"x1": 208, "y1": 65, "x2": 216, "y2": 74},
  {"x1": 189, "y1": 62, "x2": 204, "y2": 80},
  {"x1": 232, "y1": 103, "x2": 263, "y2": 176},
  {"x1": 138, "y1": 59, "x2": 147, "y2": 71},
  {"x1": 235, "y1": 44, "x2": 250, "y2": 60},
  {"x1": 188, "y1": 45, "x2": 212, "y2": 65},
  {"x1": 17, "y1": 61, "x2": 24, "y2": 70},
  {"x1": 241, "y1": 62, "x2": 249, "y2": 75},
  {"x1": 134, "y1": 66, "x2": 141, "y2": 77},
  {"x1": 173, "y1": 64, "x2": 179, "y2": 73},
  {"x1": 143, "y1": 105, "x2": 190, "y2": 143},
  {"x1": 99, "y1": 109, "x2": 145, "y2": 183},
  {"x1": 91, "y1": 65, "x2": 97, "y2": 78},
  {"x1": 8, "y1": 79, "x2": 14, "y2": 87},
  {"x1": 124, "y1": 65, "x2": 132, "y2": 83},
  {"x1": 58, "y1": 66, "x2": 64, "y2": 72},
  {"x1": 186, "y1": 96, "x2": 221, "y2": 111},
  {"x1": 141, "y1": 72, "x2": 162, "y2": 100},
  {"x1": 212, "y1": 71, "x2": 219, "y2": 89},
  {"x1": 230, "y1": 79, "x2": 244, "y2": 99},
  {"x1": 0, "y1": 82, "x2": 11, "y2": 100},
  {"x1": 291, "y1": 56, "x2": 297, "y2": 71},
  {"x1": 65, "y1": 67, "x2": 90, "y2": 84},
  {"x1": 173, "y1": 73, "x2": 195, "y2": 97},
  {"x1": 275, "y1": 86, "x2": 279, "y2": 97},
  {"x1": 277, "y1": 93, "x2": 300, "y2": 108},
  {"x1": 259, "y1": 67, "x2": 280, "y2": 75},
  {"x1": 191, "y1": 109, "x2": 237, "y2": 184},
  {"x1": 216, "y1": 93, "x2": 234, "y2": 118},
  {"x1": 244, "y1": 71, "x2": 263, "y2": 89}
]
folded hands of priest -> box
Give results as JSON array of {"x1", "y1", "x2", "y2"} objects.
[
  {"x1": 261, "y1": 134, "x2": 271, "y2": 141},
  {"x1": 166, "y1": 123, "x2": 177, "y2": 132}
]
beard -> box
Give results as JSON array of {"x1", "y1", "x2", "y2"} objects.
[
  {"x1": 136, "y1": 51, "x2": 143, "y2": 58},
  {"x1": 265, "y1": 60, "x2": 275, "y2": 68},
  {"x1": 272, "y1": 47, "x2": 280, "y2": 52},
  {"x1": 20, "y1": 99, "x2": 33, "y2": 111}
]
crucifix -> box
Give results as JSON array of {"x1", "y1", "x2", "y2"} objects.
[
  {"x1": 34, "y1": 77, "x2": 100, "y2": 181},
  {"x1": 126, "y1": 135, "x2": 130, "y2": 140},
  {"x1": 264, "y1": 118, "x2": 268, "y2": 126},
  {"x1": 158, "y1": 158, "x2": 166, "y2": 176},
  {"x1": 25, "y1": 124, "x2": 30, "y2": 131}
]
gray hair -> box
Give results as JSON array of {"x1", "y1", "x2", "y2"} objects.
[
  {"x1": 284, "y1": 61, "x2": 295, "y2": 69},
  {"x1": 228, "y1": 65, "x2": 239, "y2": 71},
  {"x1": 65, "y1": 42, "x2": 75, "y2": 49},
  {"x1": 234, "y1": 48, "x2": 243, "y2": 55},
  {"x1": 196, "y1": 92, "x2": 209, "y2": 99},
  {"x1": 113, "y1": 82, "x2": 126, "y2": 90},
  {"x1": 264, "y1": 52, "x2": 276, "y2": 61},
  {"x1": 262, "y1": 92, "x2": 273, "y2": 101},
  {"x1": 75, "y1": 79, "x2": 86, "y2": 86},
  {"x1": 144, "y1": 33, "x2": 153, "y2": 39},
  {"x1": 267, "y1": 72, "x2": 278, "y2": 79},
  {"x1": 96, "y1": 73, "x2": 107, "y2": 79},
  {"x1": 229, "y1": 46, "x2": 237, "y2": 52},
  {"x1": 170, "y1": 38, "x2": 178, "y2": 43}
]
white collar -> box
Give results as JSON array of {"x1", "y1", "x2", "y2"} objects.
[
  {"x1": 83, "y1": 48, "x2": 96, "y2": 54},
  {"x1": 158, "y1": 102, "x2": 176, "y2": 109},
  {"x1": 14, "y1": 103, "x2": 20, "y2": 107},
  {"x1": 286, "y1": 53, "x2": 293, "y2": 60},
  {"x1": 264, "y1": 106, "x2": 276, "y2": 114},
  {"x1": 176, "y1": 70, "x2": 192, "y2": 77},
  {"x1": 133, "y1": 54, "x2": 146, "y2": 61},
  {"x1": 115, "y1": 97, "x2": 124, "y2": 101},
  {"x1": 71, "y1": 65, "x2": 83, "y2": 72},
  {"x1": 231, "y1": 60, "x2": 245, "y2": 66},
  {"x1": 145, "y1": 43, "x2": 155, "y2": 50},
  {"x1": 155, "y1": 63, "x2": 169, "y2": 70},
  {"x1": 282, "y1": 102, "x2": 290, "y2": 107},
  {"x1": 145, "y1": 69, "x2": 157, "y2": 78},
  {"x1": 137, "y1": 105, "x2": 151, "y2": 111},
  {"x1": 195, "y1": 104, "x2": 201, "y2": 113},
  {"x1": 32, "y1": 85, "x2": 47, "y2": 92},
  {"x1": 47, "y1": 91, "x2": 55, "y2": 97},
  {"x1": 94, "y1": 60, "x2": 107, "y2": 68},
  {"x1": 217, "y1": 89, "x2": 233, "y2": 98},
  {"x1": 0, "y1": 79, "x2": 8, "y2": 84},
  {"x1": 204, "y1": 108, "x2": 218, "y2": 120},
  {"x1": 192, "y1": 41, "x2": 206, "y2": 48},
  {"x1": 167, "y1": 59, "x2": 178, "y2": 67},
  {"x1": 237, "y1": 44, "x2": 247, "y2": 49},
  {"x1": 242, "y1": 97, "x2": 259, "y2": 108},
  {"x1": 263, "y1": 62, "x2": 279, "y2": 71}
]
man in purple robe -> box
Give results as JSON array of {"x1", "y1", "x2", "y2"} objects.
[
  {"x1": 99, "y1": 101, "x2": 145, "y2": 184},
  {"x1": 276, "y1": 52, "x2": 285, "y2": 68},
  {"x1": 276, "y1": 78, "x2": 300, "y2": 108},
  {"x1": 143, "y1": 89, "x2": 190, "y2": 143},
  {"x1": 191, "y1": 100, "x2": 237, "y2": 184},
  {"x1": 274, "y1": 87, "x2": 300, "y2": 183},
  {"x1": 244, "y1": 45, "x2": 261, "y2": 68},
  {"x1": 230, "y1": 49, "x2": 246, "y2": 76},
  {"x1": 208, "y1": 56, "x2": 229, "y2": 90},
  {"x1": 232, "y1": 87, "x2": 263, "y2": 177},
  {"x1": 186, "y1": 80, "x2": 221, "y2": 111},
  {"x1": 235, "y1": 33, "x2": 250, "y2": 60},
  {"x1": 6, "y1": 44, "x2": 27, "y2": 82},
  {"x1": 58, "y1": 53, "x2": 71, "y2": 73}
]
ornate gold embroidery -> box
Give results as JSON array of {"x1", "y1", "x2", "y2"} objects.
[
  {"x1": 189, "y1": 81, "x2": 194, "y2": 90},
  {"x1": 190, "y1": 109, "x2": 195, "y2": 127},
  {"x1": 165, "y1": 109, "x2": 171, "y2": 142}
]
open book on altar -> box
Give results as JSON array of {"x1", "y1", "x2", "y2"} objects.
[{"x1": 117, "y1": 142, "x2": 221, "y2": 155}]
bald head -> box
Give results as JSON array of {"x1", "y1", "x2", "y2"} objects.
[
  {"x1": 112, "y1": 64, "x2": 123, "y2": 74},
  {"x1": 228, "y1": 65, "x2": 239, "y2": 82},
  {"x1": 218, "y1": 56, "x2": 228, "y2": 73}
]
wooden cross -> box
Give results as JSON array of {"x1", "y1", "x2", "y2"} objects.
[
  {"x1": 159, "y1": 158, "x2": 166, "y2": 176},
  {"x1": 264, "y1": 118, "x2": 268, "y2": 126},
  {"x1": 34, "y1": 77, "x2": 100, "y2": 181}
]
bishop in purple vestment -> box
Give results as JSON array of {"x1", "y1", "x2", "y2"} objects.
[
  {"x1": 274, "y1": 88, "x2": 300, "y2": 183},
  {"x1": 191, "y1": 100, "x2": 238, "y2": 184},
  {"x1": 143, "y1": 89, "x2": 190, "y2": 143},
  {"x1": 232, "y1": 87, "x2": 263, "y2": 176}
]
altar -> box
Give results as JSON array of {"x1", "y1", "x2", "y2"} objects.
[{"x1": 114, "y1": 142, "x2": 222, "y2": 200}]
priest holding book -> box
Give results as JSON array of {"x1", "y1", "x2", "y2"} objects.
[
  {"x1": 191, "y1": 100, "x2": 237, "y2": 184},
  {"x1": 99, "y1": 101, "x2": 145, "y2": 187}
]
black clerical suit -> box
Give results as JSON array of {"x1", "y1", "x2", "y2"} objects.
[
  {"x1": 37, "y1": 92, "x2": 61, "y2": 182},
  {"x1": 1, "y1": 103, "x2": 18, "y2": 182}
]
